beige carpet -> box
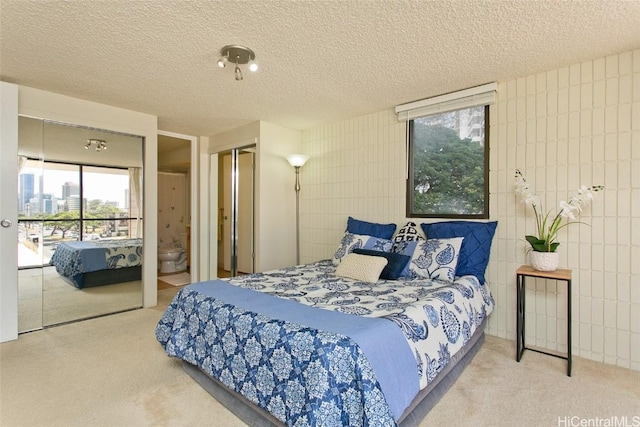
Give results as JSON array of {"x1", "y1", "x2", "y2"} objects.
[{"x1": 1, "y1": 287, "x2": 638, "y2": 427}]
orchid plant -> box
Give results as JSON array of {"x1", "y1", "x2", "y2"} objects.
[{"x1": 514, "y1": 169, "x2": 603, "y2": 252}]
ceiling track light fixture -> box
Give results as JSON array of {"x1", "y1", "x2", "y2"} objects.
[
  {"x1": 217, "y1": 45, "x2": 258, "y2": 81},
  {"x1": 85, "y1": 139, "x2": 107, "y2": 151}
]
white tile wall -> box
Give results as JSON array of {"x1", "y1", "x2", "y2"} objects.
[{"x1": 301, "y1": 49, "x2": 640, "y2": 372}]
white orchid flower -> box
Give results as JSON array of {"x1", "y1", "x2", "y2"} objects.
[
  {"x1": 559, "y1": 201, "x2": 578, "y2": 220},
  {"x1": 515, "y1": 169, "x2": 603, "y2": 253},
  {"x1": 524, "y1": 194, "x2": 539, "y2": 207},
  {"x1": 577, "y1": 185, "x2": 594, "y2": 200}
]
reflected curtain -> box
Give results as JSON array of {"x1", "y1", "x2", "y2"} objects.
[
  {"x1": 18, "y1": 155, "x2": 27, "y2": 173},
  {"x1": 129, "y1": 167, "x2": 142, "y2": 238}
]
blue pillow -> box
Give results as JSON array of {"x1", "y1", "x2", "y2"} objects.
[
  {"x1": 420, "y1": 221, "x2": 497, "y2": 284},
  {"x1": 346, "y1": 216, "x2": 396, "y2": 239},
  {"x1": 353, "y1": 248, "x2": 411, "y2": 280},
  {"x1": 333, "y1": 233, "x2": 394, "y2": 265}
]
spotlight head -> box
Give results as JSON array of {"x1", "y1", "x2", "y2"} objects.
[{"x1": 235, "y1": 65, "x2": 243, "y2": 81}]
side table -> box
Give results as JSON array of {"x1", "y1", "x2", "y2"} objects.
[{"x1": 516, "y1": 264, "x2": 572, "y2": 376}]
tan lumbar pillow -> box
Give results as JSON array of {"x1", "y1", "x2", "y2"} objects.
[{"x1": 335, "y1": 253, "x2": 388, "y2": 283}]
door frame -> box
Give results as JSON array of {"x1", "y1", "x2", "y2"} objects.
[{"x1": 0, "y1": 82, "x2": 19, "y2": 342}]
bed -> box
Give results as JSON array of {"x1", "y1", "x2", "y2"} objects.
[
  {"x1": 156, "y1": 218, "x2": 497, "y2": 426},
  {"x1": 49, "y1": 238, "x2": 143, "y2": 289}
]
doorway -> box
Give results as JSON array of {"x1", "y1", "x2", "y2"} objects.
[
  {"x1": 218, "y1": 147, "x2": 255, "y2": 277},
  {"x1": 157, "y1": 134, "x2": 192, "y2": 290}
]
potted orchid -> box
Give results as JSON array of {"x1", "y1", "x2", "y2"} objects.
[{"x1": 515, "y1": 169, "x2": 603, "y2": 270}]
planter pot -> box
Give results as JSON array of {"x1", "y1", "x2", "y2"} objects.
[{"x1": 529, "y1": 251, "x2": 559, "y2": 271}]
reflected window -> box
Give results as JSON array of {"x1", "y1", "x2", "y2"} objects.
[{"x1": 18, "y1": 160, "x2": 141, "y2": 267}]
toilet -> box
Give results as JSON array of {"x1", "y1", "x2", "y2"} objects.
[{"x1": 158, "y1": 247, "x2": 187, "y2": 274}]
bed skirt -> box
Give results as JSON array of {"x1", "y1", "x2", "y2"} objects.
[
  {"x1": 182, "y1": 319, "x2": 487, "y2": 427},
  {"x1": 63, "y1": 266, "x2": 142, "y2": 289}
]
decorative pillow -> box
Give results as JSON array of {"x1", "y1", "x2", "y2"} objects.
[
  {"x1": 393, "y1": 221, "x2": 425, "y2": 243},
  {"x1": 420, "y1": 221, "x2": 498, "y2": 284},
  {"x1": 393, "y1": 237, "x2": 464, "y2": 281},
  {"x1": 335, "y1": 253, "x2": 388, "y2": 283},
  {"x1": 353, "y1": 248, "x2": 411, "y2": 280},
  {"x1": 346, "y1": 216, "x2": 397, "y2": 239},
  {"x1": 333, "y1": 232, "x2": 394, "y2": 265}
]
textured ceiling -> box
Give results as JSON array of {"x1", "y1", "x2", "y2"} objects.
[{"x1": 1, "y1": 0, "x2": 639, "y2": 137}]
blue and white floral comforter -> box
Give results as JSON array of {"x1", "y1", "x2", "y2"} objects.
[{"x1": 156, "y1": 260, "x2": 494, "y2": 426}]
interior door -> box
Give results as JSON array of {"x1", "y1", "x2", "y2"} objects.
[
  {"x1": 219, "y1": 147, "x2": 255, "y2": 276},
  {"x1": 222, "y1": 154, "x2": 231, "y2": 272},
  {"x1": 237, "y1": 150, "x2": 254, "y2": 274}
]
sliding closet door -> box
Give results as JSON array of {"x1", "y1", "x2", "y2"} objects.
[
  {"x1": 17, "y1": 117, "x2": 144, "y2": 331},
  {"x1": 236, "y1": 150, "x2": 254, "y2": 274},
  {"x1": 219, "y1": 147, "x2": 255, "y2": 277},
  {"x1": 17, "y1": 117, "x2": 45, "y2": 333}
]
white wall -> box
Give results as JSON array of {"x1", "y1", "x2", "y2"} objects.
[
  {"x1": 301, "y1": 111, "x2": 407, "y2": 262},
  {"x1": 258, "y1": 121, "x2": 303, "y2": 269},
  {"x1": 16, "y1": 86, "x2": 159, "y2": 309},
  {"x1": 300, "y1": 49, "x2": 640, "y2": 371}
]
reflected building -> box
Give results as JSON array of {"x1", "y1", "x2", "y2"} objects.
[
  {"x1": 18, "y1": 173, "x2": 34, "y2": 214},
  {"x1": 27, "y1": 193, "x2": 58, "y2": 215},
  {"x1": 62, "y1": 182, "x2": 79, "y2": 199}
]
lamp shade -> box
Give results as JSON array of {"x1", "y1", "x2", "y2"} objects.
[{"x1": 287, "y1": 154, "x2": 309, "y2": 167}]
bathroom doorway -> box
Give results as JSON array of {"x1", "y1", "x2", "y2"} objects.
[{"x1": 157, "y1": 134, "x2": 192, "y2": 289}]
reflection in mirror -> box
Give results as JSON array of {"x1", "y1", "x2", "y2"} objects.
[{"x1": 17, "y1": 117, "x2": 144, "y2": 331}]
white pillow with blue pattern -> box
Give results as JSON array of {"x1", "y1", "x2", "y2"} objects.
[
  {"x1": 393, "y1": 237, "x2": 464, "y2": 281},
  {"x1": 332, "y1": 232, "x2": 394, "y2": 265}
]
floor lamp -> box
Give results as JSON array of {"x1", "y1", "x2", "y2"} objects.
[{"x1": 286, "y1": 154, "x2": 309, "y2": 265}]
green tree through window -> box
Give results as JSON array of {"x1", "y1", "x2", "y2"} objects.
[{"x1": 408, "y1": 105, "x2": 489, "y2": 218}]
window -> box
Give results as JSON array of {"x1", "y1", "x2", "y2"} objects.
[
  {"x1": 396, "y1": 83, "x2": 495, "y2": 219},
  {"x1": 407, "y1": 106, "x2": 489, "y2": 218}
]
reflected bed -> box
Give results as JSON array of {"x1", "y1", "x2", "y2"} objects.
[{"x1": 49, "y1": 238, "x2": 142, "y2": 289}]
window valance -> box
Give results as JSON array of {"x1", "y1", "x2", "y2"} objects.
[{"x1": 395, "y1": 82, "x2": 497, "y2": 122}]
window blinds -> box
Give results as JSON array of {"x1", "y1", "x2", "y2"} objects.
[{"x1": 395, "y1": 82, "x2": 497, "y2": 122}]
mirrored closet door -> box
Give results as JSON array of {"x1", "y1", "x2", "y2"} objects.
[
  {"x1": 218, "y1": 146, "x2": 255, "y2": 277},
  {"x1": 17, "y1": 117, "x2": 144, "y2": 332}
]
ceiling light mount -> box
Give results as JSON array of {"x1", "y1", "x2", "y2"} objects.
[{"x1": 217, "y1": 45, "x2": 258, "y2": 80}]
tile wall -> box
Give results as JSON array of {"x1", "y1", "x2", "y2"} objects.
[{"x1": 301, "y1": 49, "x2": 640, "y2": 371}]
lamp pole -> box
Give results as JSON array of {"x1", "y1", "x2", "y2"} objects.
[
  {"x1": 294, "y1": 165, "x2": 301, "y2": 265},
  {"x1": 286, "y1": 154, "x2": 308, "y2": 266}
]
